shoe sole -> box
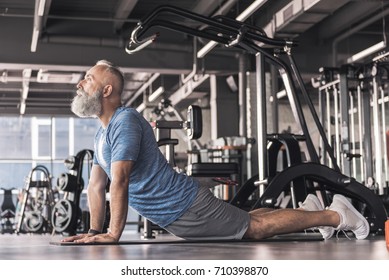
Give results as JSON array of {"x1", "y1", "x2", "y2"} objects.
[{"x1": 333, "y1": 195, "x2": 370, "y2": 239}]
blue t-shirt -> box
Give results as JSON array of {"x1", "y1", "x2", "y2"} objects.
[{"x1": 93, "y1": 107, "x2": 199, "y2": 227}]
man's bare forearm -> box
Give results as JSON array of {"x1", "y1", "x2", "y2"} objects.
[
  {"x1": 108, "y1": 180, "x2": 129, "y2": 240},
  {"x1": 88, "y1": 184, "x2": 107, "y2": 232}
]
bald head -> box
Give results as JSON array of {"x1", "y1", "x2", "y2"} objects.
[{"x1": 95, "y1": 60, "x2": 124, "y2": 98}]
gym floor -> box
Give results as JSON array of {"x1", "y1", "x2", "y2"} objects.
[{"x1": 0, "y1": 230, "x2": 388, "y2": 260}]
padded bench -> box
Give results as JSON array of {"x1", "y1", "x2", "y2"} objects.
[{"x1": 186, "y1": 162, "x2": 239, "y2": 177}]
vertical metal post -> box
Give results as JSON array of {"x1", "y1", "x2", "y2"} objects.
[
  {"x1": 270, "y1": 65, "x2": 279, "y2": 133},
  {"x1": 318, "y1": 88, "x2": 327, "y2": 165},
  {"x1": 349, "y1": 91, "x2": 357, "y2": 178},
  {"x1": 357, "y1": 85, "x2": 365, "y2": 182},
  {"x1": 380, "y1": 86, "x2": 388, "y2": 186},
  {"x1": 325, "y1": 88, "x2": 332, "y2": 168},
  {"x1": 339, "y1": 67, "x2": 351, "y2": 176},
  {"x1": 246, "y1": 72, "x2": 253, "y2": 180},
  {"x1": 333, "y1": 85, "x2": 341, "y2": 167},
  {"x1": 238, "y1": 53, "x2": 248, "y2": 137},
  {"x1": 239, "y1": 54, "x2": 248, "y2": 185},
  {"x1": 210, "y1": 75, "x2": 218, "y2": 140},
  {"x1": 372, "y1": 76, "x2": 383, "y2": 194},
  {"x1": 361, "y1": 83, "x2": 373, "y2": 186},
  {"x1": 256, "y1": 53, "x2": 267, "y2": 196}
]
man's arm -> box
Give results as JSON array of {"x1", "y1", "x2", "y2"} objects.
[
  {"x1": 88, "y1": 164, "x2": 109, "y2": 233},
  {"x1": 106, "y1": 160, "x2": 132, "y2": 240},
  {"x1": 62, "y1": 160, "x2": 133, "y2": 243}
]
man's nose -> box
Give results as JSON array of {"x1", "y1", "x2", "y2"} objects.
[{"x1": 77, "y1": 79, "x2": 85, "y2": 89}]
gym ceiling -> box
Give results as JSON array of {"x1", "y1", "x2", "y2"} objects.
[{"x1": 0, "y1": 0, "x2": 387, "y2": 116}]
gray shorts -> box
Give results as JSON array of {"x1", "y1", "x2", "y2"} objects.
[{"x1": 164, "y1": 186, "x2": 250, "y2": 240}]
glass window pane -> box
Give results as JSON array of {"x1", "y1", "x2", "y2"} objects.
[
  {"x1": 0, "y1": 116, "x2": 99, "y2": 190},
  {"x1": 74, "y1": 118, "x2": 99, "y2": 152},
  {"x1": 0, "y1": 117, "x2": 32, "y2": 159},
  {"x1": 0, "y1": 162, "x2": 32, "y2": 189},
  {"x1": 38, "y1": 124, "x2": 51, "y2": 157},
  {"x1": 55, "y1": 118, "x2": 69, "y2": 159}
]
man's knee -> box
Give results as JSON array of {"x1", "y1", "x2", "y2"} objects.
[{"x1": 244, "y1": 214, "x2": 267, "y2": 239}]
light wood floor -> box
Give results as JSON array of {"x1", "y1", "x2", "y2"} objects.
[{"x1": 0, "y1": 231, "x2": 388, "y2": 260}]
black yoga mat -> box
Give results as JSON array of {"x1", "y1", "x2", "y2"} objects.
[{"x1": 50, "y1": 233, "x2": 323, "y2": 246}]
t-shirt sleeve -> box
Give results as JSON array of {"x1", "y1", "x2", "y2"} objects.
[
  {"x1": 93, "y1": 152, "x2": 99, "y2": 165},
  {"x1": 109, "y1": 112, "x2": 142, "y2": 162}
]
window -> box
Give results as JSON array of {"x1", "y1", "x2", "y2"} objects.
[{"x1": 0, "y1": 116, "x2": 99, "y2": 189}]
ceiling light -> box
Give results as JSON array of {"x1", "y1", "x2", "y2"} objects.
[
  {"x1": 347, "y1": 41, "x2": 386, "y2": 63},
  {"x1": 37, "y1": 70, "x2": 83, "y2": 84},
  {"x1": 236, "y1": 0, "x2": 267, "y2": 21},
  {"x1": 38, "y1": 0, "x2": 46, "y2": 16},
  {"x1": 31, "y1": 28, "x2": 39, "y2": 52},
  {"x1": 21, "y1": 86, "x2": 29, "y2": 100},
  {"x1": 197, "y1": 41, "x2": 218, "y2": 59},
  {"x1": 20, "y1": 101, "x2": 26, "y2": 115},
  {"x1": 148, "y1": 86, "x2": 164, "y2": 102},
  {"x1": 197, "y1": 0, "x2": 267, "y2": 58},
  {"x1": 136, "y1": 103, "x2": 146, "y2": 112}
]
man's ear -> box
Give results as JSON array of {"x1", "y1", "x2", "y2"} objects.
[{"x1": 102, "y1": 85, "x2": 113, "y2": 97}]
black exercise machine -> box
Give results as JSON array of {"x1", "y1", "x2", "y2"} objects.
[
  {"x1": 126, "y1": 5, "x2": 388, "y2": 235},
  {"x1": 1, "y1": 188, "x2": 17, "y2": 234},
  {"x1": 15, "y1": 165, "x2": 56, "y2": 234},
  {"x1": 52, "y1": 149, "x2": 94, "y2": 235}
]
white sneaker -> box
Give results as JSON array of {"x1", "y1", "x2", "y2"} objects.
[
  {"x1": 299, "y1": 194, "x2": 335, "y2": 240},
  {"x1": 328, "y1": 194, "x2": 370, "y2": 240}
]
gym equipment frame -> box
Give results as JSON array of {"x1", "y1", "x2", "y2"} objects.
[
  {"x1": 15, "y1": 165, "x2": 55, "y2": 234},
  {"x1": 126, "y1": 5, "x2": 387, "y2": 235}
]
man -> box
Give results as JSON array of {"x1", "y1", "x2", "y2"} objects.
[{"x1": 63, "y1": 60, "x2": 369, "y2": 243}]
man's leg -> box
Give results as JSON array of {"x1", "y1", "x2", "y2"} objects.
[
  {"x1": 244, "y1": 208, "x2": 339, "y2": 239},
  {"x1": 244, "y1": 194, "x2": 370, "y2": 240}
]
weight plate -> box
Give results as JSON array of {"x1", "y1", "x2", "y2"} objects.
[
  {"x1": 57, "y1": 173, "x2": 78, "y2": 192},
  {"x1": 51, "y1": 199, "x2": 76, "y2": 233},
  {"x1": 24, "y1": 211, "x2": 44, "y2": 232}
]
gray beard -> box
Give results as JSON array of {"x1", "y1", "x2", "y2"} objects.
[{"x1": 71, "y1": 89, "x2": 103, "y2": 118}]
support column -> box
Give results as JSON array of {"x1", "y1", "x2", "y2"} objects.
[
  {"x1": 238, "y1": 53, "x2": 248, "y2": 137},
  {"x1": 339, "y1": 65, "x2": 351, "y2": 176},
  {"x1": 256, "y1": 53, "x2": 267, "y2": 196}
]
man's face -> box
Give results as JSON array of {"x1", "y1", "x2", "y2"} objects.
[
  {"x1": 71, "y1": 65, "x2": 105, "y2": 117},
  {"x1": 71, "y1": 87, "x2": 103, "y2": 118}
]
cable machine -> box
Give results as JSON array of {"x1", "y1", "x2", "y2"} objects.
[
  {"x1": 125, "y1": 5, "x2": 388, "y2": 235},
  {"x1": 313, "y1": 62, "x2": 389, "y2": 208}
]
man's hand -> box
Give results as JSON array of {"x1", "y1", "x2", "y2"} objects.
[{"x1": 61, "y1": 232, "x2": 118, "y2": 243}]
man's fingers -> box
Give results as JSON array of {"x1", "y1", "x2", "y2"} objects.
[
  {"x1": 61, "y1": 234, "x2": 89, "y2": 242},
  {"x1": 60, "y1": 233, "x2": 117, "y2": 244}
]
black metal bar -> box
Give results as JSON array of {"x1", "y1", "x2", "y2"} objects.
[
  {"x1": 211, "y1": 15, "x2": 298, "y2": 48},
  {"x1": 131, "y1": 5, "x2": 297, "y2": 51},
  {"x1": 287, "y1": 53, "x2": 340, "y2": 171},
  {"x1": 136, "y1": 5, "x2": 238, "y2": 41}
]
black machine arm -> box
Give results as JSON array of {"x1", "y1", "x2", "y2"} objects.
[{"x1": 126, "y1": 5, "x2": 296, "y2": 54}]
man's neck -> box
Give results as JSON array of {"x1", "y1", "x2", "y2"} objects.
[{"x1": 99, "y1": 105, "x2": 121, "y2": 128}]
